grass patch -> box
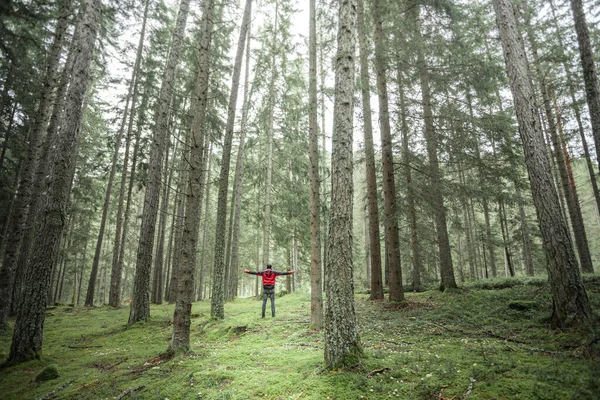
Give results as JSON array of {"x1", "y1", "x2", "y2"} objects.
[{"x1": 0, "y1": 276, "x2": 599, "y2": 399}]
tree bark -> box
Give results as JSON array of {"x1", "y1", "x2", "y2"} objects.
[
  {"x1": 129, "y1": 0, "x2": 190, "y2": 325},
  {"x1": 7, "y1": 0, "x2": 101, "y2": 363},
  {"x1": 492, "y1": 0, "x2": 592, "y2": 328},
  {"x1": 324, "y1": 0, "x2": 362, "y2": 371},
  {"x1": 169, "y1": 0, "x2": 214, "y2": 353}
]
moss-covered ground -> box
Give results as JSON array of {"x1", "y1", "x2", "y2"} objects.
[{"x1": 1, "y1": 275, "x2": 599, "y2": 399}]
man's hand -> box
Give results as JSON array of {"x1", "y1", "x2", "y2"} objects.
[
  {"x1": 244, "y1": 269, "x2": 250, "y2": 273},
  {"x1": 289, "y1": 270, "x2": 295, "y2": 274}
]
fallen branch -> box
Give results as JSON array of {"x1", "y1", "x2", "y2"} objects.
[
  {"x1": 286, "y1": 343, "x2": 322, "y2": 349},
  {"x1": 114, "y1": 385, "x2": 144, "y2": 400},
  {"x1": 39, "y1": 377, "x2": 77, "y2": 400},
  {"x1": 380, "y1": 339, "x2": 415, "y2": 346},
  {"x1": 367, "y1": 367, "x2": 390, "y2": 378},
  {"x1": 428, "y1": 321, "x2": 529, "y2": 345},
  {"x1": 68, "y1": 345, "x2": 102, "y2": 349},
  {"x1": 105, "y1": 358, "x2": 127, "y2": 370}
]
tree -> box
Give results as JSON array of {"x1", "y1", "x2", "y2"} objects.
[
  {"x1": 210, "y1": 0, "x2": 252, "y2": 319},
  {"x1": 410, "y1": 3, "x2": 457, "y2": 291},
  {"x1": 169, "y1": 0, "x2": 215, "y2": 353},
  {"x1": 356, "y1": 0, "x2": 383, "y2": 301},
  {"x1": 7, "y1": 0, "x2": 102, "y2": 364},
  {"x1": 324, "y1": 0, "x2": 363, "y2": 370},
  {"x1": 129, "y1": 0, "x2": 190, "y2": 325},
  {"x1": 309, "y1": 0, "x2": 324, "y2": 326},
  {"x1": 492, "y1": 0, "x2": 592, "y2": 328},
  {"x1": 225, "y1": 21, "x2": 253, "y2": 301},
  {"x1": 521, "y1": 0, "x2": 593, "y2": 274},
  {"x1": 0, "y1": 0, "x2": 71, "y2": 330}
]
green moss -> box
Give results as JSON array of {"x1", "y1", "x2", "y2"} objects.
[
  {"x1": 0, "y1": 277, "x2": 599, "y2": 399},
  {"x1": 35, "y1": 364, "x2": 59, "y2": 382}
]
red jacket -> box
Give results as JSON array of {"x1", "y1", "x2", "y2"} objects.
[{"x1": 246, "y1": 269, "x2": 291, "y2": 287}]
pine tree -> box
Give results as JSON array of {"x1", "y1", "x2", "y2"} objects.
[
  {"x1": 492, "y1": 0, "x2": 592, "y2": 329},
  {"x1": 324, "y1": 0, "x2": 363, "y2": 371}
]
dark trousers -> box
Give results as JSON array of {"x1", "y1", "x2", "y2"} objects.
[{"x1": 262, "y1": 287, "x2": 275, "y2": 317}]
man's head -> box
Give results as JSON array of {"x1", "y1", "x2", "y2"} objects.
[{"x1": 267, "y1": 264, "x2": 272, "y2": 269}]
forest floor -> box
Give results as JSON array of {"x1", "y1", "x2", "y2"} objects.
[{"x1": 1, "y1": 275, "x2": 599, "y2": 400}]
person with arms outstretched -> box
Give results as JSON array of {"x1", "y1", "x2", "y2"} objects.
[{"x1": 244, "y1": 264, "x2": 294, "y2": 318}]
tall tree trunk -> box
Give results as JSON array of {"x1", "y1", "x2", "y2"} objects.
[
  {"x1": 210, "y1": 0, "x2": 251, "y2": 320},
  {"x1": 169, "y1": 0, "x2": 214, "y2": 353},
  {"x1": 7, "y1": 0, "x2": 101, "y2": 363},
  {"x1": 0, "y1": 0, "x2": 71, "y2": 330},
  {"x1": 152, "y1": 128, "x2": 178, "y2": 304},
  {"x1": 308, "y1": 0, "x2": 324, "y2": 327},
  {"x1": 465, "y1": 90, "x2": 497, "y2": 278},
  {"x1": 522, "y1": 2, "x2": 594, "y2": 274},
  {"x1": 372, "y1": 0, "x2": 403, "y2": 301},
  {"x1": 553, "y1": 91, "x2": 594, "y2": 273},
  {"x1": 357, "y1": 0, "x2": 383, "y2": 301},
  {"x1": 324, "y1": 0, "x2": 362, "y2": 370},
  {"x1": 568, "y1": 0, "x2": 600, "y2": 175},
  {"x1": 492, "y1": 0, "x2": 592, "y2": 328},
  {"x1": 412, "y1": 6, "x2": 457, "y2": 291},
  {"x1": 109, "y1": 0, "x2": 150, "y2": 308},
  {"x1": 117, "y1": 92, "x2": 147, "y2": 303},
  {"x1": 226, "y1": 24, "x2": 253, "y2": 301},
  {"x1": 262, "y1": 1, "x2": 279, "y2": 269},
  {"x1": 129, "y1": 0, "x2": 190, "y2": 325},
  {"x1": 396, "y1": 63, "x2": 422, "y2": 289},
  {"x1": 85, "y1": 59, "x2": 135, "y2": 307}
]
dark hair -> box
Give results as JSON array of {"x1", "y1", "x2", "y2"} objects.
[{"x1": 267, "y1": 264, "x2": 272, "y2": 269}]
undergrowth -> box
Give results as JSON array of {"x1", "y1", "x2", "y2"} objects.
[{"x1": 0, "y1": 275, "x2": 599, "y2": 399}]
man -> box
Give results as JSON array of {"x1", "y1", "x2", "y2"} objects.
[{"x1": 244, "y1": 264, "x2": 295, "y2": 318}]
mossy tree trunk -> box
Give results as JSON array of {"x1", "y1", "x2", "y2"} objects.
[{"x1": 324, "y1": 0, "x2": 363, "y2": 371}]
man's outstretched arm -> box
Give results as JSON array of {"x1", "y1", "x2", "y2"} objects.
[{"x1": 244, "y1": 269, "x2": 260, "y2": 275}]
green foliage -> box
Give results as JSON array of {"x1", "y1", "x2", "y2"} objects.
[{"x1": 1, "y1": 277, "x2": 598, "y2": 399}]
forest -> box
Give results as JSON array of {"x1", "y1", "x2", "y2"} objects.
[{"x1": 0, "y1": 0, "x2": 599, "y2": 397}]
